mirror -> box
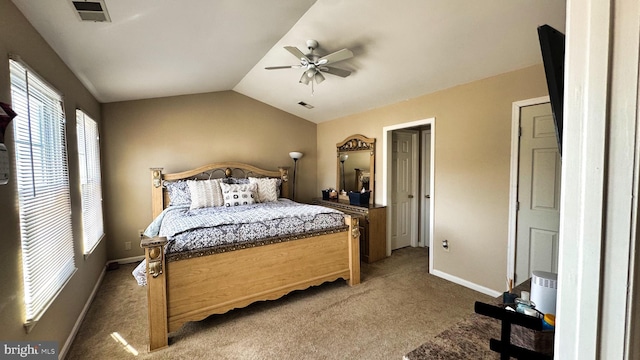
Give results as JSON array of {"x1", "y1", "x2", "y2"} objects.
[{"x1": 336, "y1": 134, "x2": 375, "y2": 203}]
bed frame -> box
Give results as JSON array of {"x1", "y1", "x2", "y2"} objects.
[{"x1": 140, "y1": 162, "x2": 360, "y2": 351}]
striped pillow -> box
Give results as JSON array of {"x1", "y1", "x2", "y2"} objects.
[{"x1": 187, "y1": 179, "x2": 224, "y2": 209}]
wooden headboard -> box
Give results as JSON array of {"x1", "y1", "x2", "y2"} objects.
[{"x1": 150, "y1": 162, "x2": 290, "y2": 218}]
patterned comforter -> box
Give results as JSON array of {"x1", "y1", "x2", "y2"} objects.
[{"x1": 133, "y1": 199, "x2": 345, "y2": 285}]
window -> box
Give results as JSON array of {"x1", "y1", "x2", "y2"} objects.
[
  {"x1": 10, "y1": 58, "x2": 75, "y2": 330},
  {"x1": 76, "y1": 109, "x2": 104, "y2": 254}
]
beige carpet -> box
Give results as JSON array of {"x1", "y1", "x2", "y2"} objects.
[{"x1": 66, "y1": 247, "x2": 493, "y2": 360}]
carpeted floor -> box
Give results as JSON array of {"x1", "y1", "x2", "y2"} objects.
[{"x1": 65, "y1": 247, "x2": 494, "y2": 360}]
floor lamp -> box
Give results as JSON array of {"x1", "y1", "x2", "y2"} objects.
[
  {"x1": 289, "y1": 151, "x2": 303, "y2": 201},
  {"x1": 339, "y1": 154, "x2": 348, "y2": 192}
]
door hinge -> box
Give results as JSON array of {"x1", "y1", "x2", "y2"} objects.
[
  {"x1": 519, "y1": 126, "x2": 522, "y2": 137},
  {"x1": 516, "y1": 201, "x2": 520, "y2": 211}
]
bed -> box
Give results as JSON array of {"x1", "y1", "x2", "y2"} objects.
[{"x1": 137, "y1": 162, "x2": 360, "y2": 351}]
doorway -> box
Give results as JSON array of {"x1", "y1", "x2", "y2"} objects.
[
  {"x1": 391, "y1": 130, "x2": 418, "y2": 250},
  {"x1": 382, "y1": 118, "x2": 435, "y2": 271},
  {"x1": 507, "y1": 97, "x2": 561, "y2": 285}
]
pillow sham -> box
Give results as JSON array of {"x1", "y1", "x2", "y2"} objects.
[
  {"x1": 165, "y1": 180, "x2": 191, "y2": 206},
  {"x1": 249, "y1": 177, "x2": 279, "y2": 202},
  {"x1": 221, "y1": 177, "x2": 250, "y2": 185},
  {"x1": 187, "y1": 179, "x2": 224, "y2": 210},
  {"x1": 220, "y1": 182, "x2": 257, "y2": 207}
]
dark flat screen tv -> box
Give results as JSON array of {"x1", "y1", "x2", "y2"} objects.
[{"x1": 537, "y1": 24, "x2": 565, "y2": 155}]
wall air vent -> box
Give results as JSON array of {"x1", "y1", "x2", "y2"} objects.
[
  {"x1": 298, "y1": 101, "x2": 314, "y2": 109},
  {"x1": 72, "y1": 0, "x2": 111, "y2": 22}
]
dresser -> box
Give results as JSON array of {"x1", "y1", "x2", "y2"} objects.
[{"x1": 313, "y1": 198, "x2": 387, "y2": 263}]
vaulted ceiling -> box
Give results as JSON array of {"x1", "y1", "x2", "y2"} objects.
[{"x1": 11, "y1": 0, "x2": 565, "y2": 123}]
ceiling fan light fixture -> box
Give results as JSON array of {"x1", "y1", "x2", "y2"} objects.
[
  {"x1": 299, "y1": 73, "x2": 311, "y2": 85},
  {"x1": 314, "y1": 71, "x2": 325, "y2": 84}
]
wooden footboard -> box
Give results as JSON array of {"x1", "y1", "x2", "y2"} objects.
[{"x1": 142, "y1": 216, "x2": 360, "y2": 351}]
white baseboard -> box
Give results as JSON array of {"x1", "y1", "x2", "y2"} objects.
[
  {"x1": 107, "y1": 255, "x2": 145, "y2": 265},
  {"x1": 60, "y1": 266, "x2": 106, "y2": 360},
  {"x1": 431, "y1": 269, "x2": 502, "y2": 298}
]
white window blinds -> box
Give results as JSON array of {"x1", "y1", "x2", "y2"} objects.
[
  {"x1": 76, "y1": 109, "x2": 104, "y2": 254},
  {"x1": 10, "y1": 59, "x2": 76, "y2": 329}
]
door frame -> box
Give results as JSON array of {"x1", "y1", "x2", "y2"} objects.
[
  {"x1": 506, "y1": 96, "x2": 550, "y2": 284},
  {"x1": 382, "y1": 118, "x2": 435, "y2": 270},
  {"x1": 420, "y1": 129, "x2": 431, "y2": 248}
]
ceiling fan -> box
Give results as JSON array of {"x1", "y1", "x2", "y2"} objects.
[{"x1": 265, "y1": 40, "x2": 353, "y2": 88}]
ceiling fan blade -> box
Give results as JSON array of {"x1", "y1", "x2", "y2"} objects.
[
  {"x1": 317, "y1": 48, "x2": 353, "y2": 65},
  {"x1": 265, "y1": 65, "x2": 302, "y2": 70},
  {"x1": 320, "y1": 66, "x2": 351, "y2": 78},
  {"x1": 284, "y1": 46, "x2": 311, "y2": 63}
]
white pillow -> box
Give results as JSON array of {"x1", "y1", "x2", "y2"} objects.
[
  {"x1": 220, "y1": 183, "x2": 258, "y2": 207},
  {"x1": 249, "y1": 177, "x2": 279, "y2": 203},
  {"x1": 187, "y1": 179, "x2": 224, "y2": 210}
]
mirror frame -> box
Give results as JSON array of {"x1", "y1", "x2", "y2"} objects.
[{"x1": 336, "y1": 134, "x2": 376, "y2": 204}]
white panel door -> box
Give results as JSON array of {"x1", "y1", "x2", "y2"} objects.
[
  {"x1": 515, "y1": 103, "x2": 561, "y2": 284},
  {"x1": 391, "y1": 131, "x2": 414, "y2": 250}
]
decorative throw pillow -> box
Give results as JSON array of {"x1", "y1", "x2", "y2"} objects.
[
  {"x1": 221, "y1": 177, "x2": 251, "y2": 185},
  {"x1": 187, "y1": 179, "x2": 224, "y2": 210},
  {"x1": 249, "y1": 177, "x2": 279, "y2": 202},
  {"x1": 165, "y1": 180, "x2": 191, "y2": 206},
  {"x1": 220, "y1": 183, "x2": 257, "y2": 207}
]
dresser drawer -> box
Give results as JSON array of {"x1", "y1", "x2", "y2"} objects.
[{"x1": 313, "y1": 198, "x2": 386, "y2": 263}]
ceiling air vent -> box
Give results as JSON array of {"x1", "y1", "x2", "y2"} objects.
[
  {"x1": 298, "y1": 101, "x2": 314, "y2": 109},
  {"x1": 72, "y1": 0, "x2": 111, "y2": 22}
]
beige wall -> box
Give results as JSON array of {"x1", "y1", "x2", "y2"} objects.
[
  {"x1": 317, "y1": 65, "x2": 549, "y2": 292},
  {"x1": 102, "y1": 91, "x2": 317, "y2": 260},
  {"x1": 0, "y1": 0, "x2": 104, "y2": 351}
]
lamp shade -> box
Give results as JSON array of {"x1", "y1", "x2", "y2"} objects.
[
  {"x1": 289, "y1": 151, "x2": 303, "y2": 160},
  {"x1": 299, "y1": 73, "x2": 311, "y2": 85},
  {"x1": 339, "y1": 154, "x2": 348, "y2": 162}
]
